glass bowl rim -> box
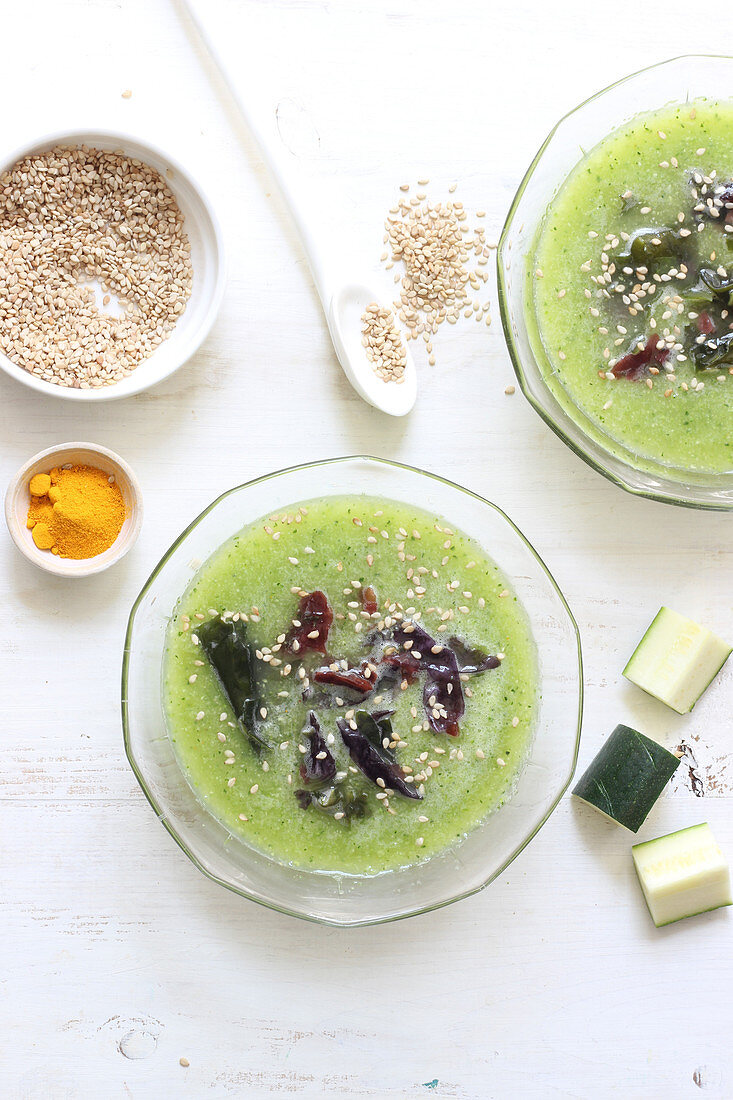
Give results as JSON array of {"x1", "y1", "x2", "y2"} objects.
[
  {"x1": 496, "y1": 53, "x2": 733, "y2": 513},
  {"x1": 121, "y1": 454, "x2": 584, "y2": 925}
]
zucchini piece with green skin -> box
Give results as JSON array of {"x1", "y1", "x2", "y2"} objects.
[
  {"x1": 632, "y1": 823, "x2": 732, "y2": 927},
  {"x1": 573, "y1": 724, "x2": 679, "y2": 832},
  {"x1": 624, "y1": 607, "x2": 731, "y2": 715}
]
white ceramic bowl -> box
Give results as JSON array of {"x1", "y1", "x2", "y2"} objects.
[
  {"x1": 0, "y1": 129, "x2": 226, "y2": 401},
  {"x1": 5, "y1": 442, "x2": 143, "y2": 576}
]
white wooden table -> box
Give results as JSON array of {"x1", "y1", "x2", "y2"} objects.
[{"x1": 2, "y1": 2, "x2": 731, "y2": 1096}]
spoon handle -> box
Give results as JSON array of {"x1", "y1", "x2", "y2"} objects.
[{"x1": 183, "y1": 0, "x2": 334, "y2": 305}]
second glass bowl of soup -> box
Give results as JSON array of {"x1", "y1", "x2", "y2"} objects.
[{"x1": 498, "y1": 55, "x2": 733, "y2": 510}]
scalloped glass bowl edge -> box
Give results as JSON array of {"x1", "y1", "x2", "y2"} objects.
[{"x1": 122, "y1": 456, "x2": 583, "y2": 926}]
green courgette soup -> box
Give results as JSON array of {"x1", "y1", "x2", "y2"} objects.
[
  {"x1": 163, "y1": 495, "x2": 538, "y2": 875},
  {"x1": 530, "y1": 98, "x2": 733, "y2": 474}
]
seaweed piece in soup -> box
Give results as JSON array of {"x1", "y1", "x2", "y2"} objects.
[
  {"x1": 299, "y1": 712, "x2": 336, "y2": 785},
  {"x1": 422, "y1": 661, "x2": 465, "y2": 737},
  {"x1": 680, "y1": 278, "x2": 717, "y2": 308},
  {"x1": 394, "y1": 622, "x2": 465, "y2": 736},
  {"x1": 295, "y1": 712, "x2": 369, "y2": 822},
  {"x1": 354, "y1": 709, "x2": 397, "y2": 764},
  {"x1": 699, "y1": 268, "x2": 733, "y2": 298},
  {"x1": 283, "y1": 590, "x2": 333, "y2": 655},
  {"x1": 689, "y1": 173, "x2": 733, "y2": 225},
  {"x1": 691, "y1": 331, "x2": 733, "y2": 371},
  {"x1": 196, "y1": 616, "x2": 270, "y2": 753},
  {"x1": 295, "y1": 780, "x2": 370, "y2": 821},
  {"x1": 338, "y1": 718, "x2": 422, "y2": 800},
  {"x1": 448, "y1": 636, "x2": 502, "y2": 675},
  {"x1": 616, "y1": 226, "x2": 689, "y2": 269}
]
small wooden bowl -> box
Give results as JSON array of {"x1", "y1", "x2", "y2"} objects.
[{"x1": 5, "y1": 442, "x2": 143, "y2": 577}]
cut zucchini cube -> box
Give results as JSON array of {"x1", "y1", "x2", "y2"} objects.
[
  {"x1": 623, "y1": 607, "x2": 731, "y2": 714},
  {"x1": 573, "y1": 724, "x2": 679, "y2": 832},
  {"x1": 632, "y1": 823, "x2": 732, "y2": 927}
]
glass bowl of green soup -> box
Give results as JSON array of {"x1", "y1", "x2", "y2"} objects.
[
  {"x1": 123, "y1": 456, "x2": 582, "y2": 926},
  {"x1": 498, "y1": 55, "x2": 733, "y2": 510}
]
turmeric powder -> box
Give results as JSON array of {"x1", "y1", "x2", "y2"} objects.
[{"x1": 26, "y1": 464, "x2": 125, "y2": 558}]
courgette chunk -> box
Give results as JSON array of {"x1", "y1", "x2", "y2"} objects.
[
  {"x1": 623, "y1": 607, "x2": 731, "y2": 714},
  {"x1": 573, "y1": 724, "x2": 679, "y2": 832},
  {"x1": 632, "y1": 823, "x2": 732, "y2": 927}
]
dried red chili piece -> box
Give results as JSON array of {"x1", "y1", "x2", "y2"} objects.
[
  {"x1": 283, "y1": 590, "x2": 333, "y2": 655},
  {"x1": 313, "y1": 664, "x2": 374, "y2": 696},
  {"x1": 299, "y1": 712, "x2": 336, "y2": 785},
  {"x1": 610, "y1": 335, "x2": 670, "y2": 381}
]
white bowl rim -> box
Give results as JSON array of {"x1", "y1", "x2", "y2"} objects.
[{"x1": 0, "y1": 126, "x2": 227, "y2": 402}]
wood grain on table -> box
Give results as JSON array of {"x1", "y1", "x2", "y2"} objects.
[{"x1": 1, "y1": 1, "x2": 731, "y2": 1097}]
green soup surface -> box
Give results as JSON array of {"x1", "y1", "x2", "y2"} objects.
[
  {"x1": 531, "y1": 98, "x2": 733, "y2": 474},
  {"x1": 163, "y1": 495, "x2": 538, "y2": 875}
]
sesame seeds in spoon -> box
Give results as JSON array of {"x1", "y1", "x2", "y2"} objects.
[{"x1": 328, "y1": 284, "x2": 417, "y2": 416}]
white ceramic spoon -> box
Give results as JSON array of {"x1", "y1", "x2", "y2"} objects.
[{"x1": 184, "y1": 2, "x2": 417, "y2": 417}]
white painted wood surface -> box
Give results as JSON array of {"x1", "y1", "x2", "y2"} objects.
[{"x1": 2, "y1": 1, "x2": 731, "y2": 1096}]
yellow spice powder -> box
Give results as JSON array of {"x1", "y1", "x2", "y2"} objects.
[{"x1": 26, "y1": 464, "x2": 125, "y2": 558}]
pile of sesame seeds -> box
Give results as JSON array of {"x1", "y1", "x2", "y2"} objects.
[
  {"x1": 0, "y1": 145, "x2": 193, "y2": 388},
  {"x1": 361, "y1": 302, "x2": 407, "y2": 382},
  {"x1": 382, "y1": 180, "x2": 492, "y2": 365}
]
